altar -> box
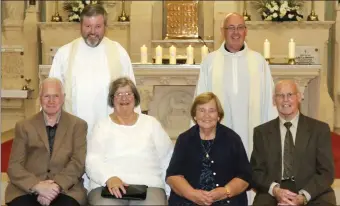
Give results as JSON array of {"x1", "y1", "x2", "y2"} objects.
[{"x1": 39, "y1": 64, "x2": 322, "y2": 140}]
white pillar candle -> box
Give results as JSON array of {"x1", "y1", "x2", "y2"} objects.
[
  {"x1": 155, "y1": 45, "x2": 162, "y2": 64},
  {"x1": 140, "y1": 45, "x2": 147, "y2": 64},
  {"x1": 201, "y1": 45, "x2": 209, "y2": 62},
  {"x1": 263, "y1": 39, "x2": 270, "y2": 59},
  {"x1": 186, "y1": 45, "x2": 194, "y2": 64},
  {"x1": 288, "y1": 38, "x2": 295, "y2": 59},
  {"x1": 169, "y1": 45, "x2": 176, "y2": 65}
]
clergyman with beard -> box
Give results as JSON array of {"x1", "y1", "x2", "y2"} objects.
[
  {"x1": 49, "y1": 4, "x2": 138, "y2": 141},
  {"x1": 49, "y1": 4, "x2": 138, "y2": 190}
]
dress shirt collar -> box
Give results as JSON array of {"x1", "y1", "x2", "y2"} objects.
[
  {"x1": 279, "y1": 111, "x2": 300, "y2": 129},
  {"x1": 218, "y1": 41, "x2": 248, "y2": 57},
  {"x1": 43, "y1": 111, "x2": 61, "y2": 127}
]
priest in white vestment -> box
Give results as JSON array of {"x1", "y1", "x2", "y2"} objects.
[
  {"x1": 49, "y1": 5, "x2": 138, "y2": 140},
  {"x1": 195, "y1": 13, "x2": 278, "y2": 158}
]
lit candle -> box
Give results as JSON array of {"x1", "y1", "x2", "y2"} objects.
[
  {"x1": 169, "y1": 45, "x2": 176, "y2": 65},
  {"x1": 140, "y1": 45, "x2": 147, "y2": 64},
  {"x1": 288, "y1": 38, "x2": 295, "y2": 59},
  {"x1": 155, "y1": 45, "x2": 162, "y2": 64},
  {"x1": 201, "y1": 45, "x2": 209, "y2": 62},
  {"x1": 263, "y1": 39, "x2": 270, "y2": 59},
  {"x1": 186, "y1": 45, "x2": 194, "y2": 64}
]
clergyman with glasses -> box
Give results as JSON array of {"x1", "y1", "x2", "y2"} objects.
[
  {"x1": 194, "y1": 12, "x2": 277, "y2": 159},
  {"x1": 251, "y1": 80, "x2": 335, "y2": 206},
  {"x1": 86, "y1": 77, "x2": 174, "y2": 205}
]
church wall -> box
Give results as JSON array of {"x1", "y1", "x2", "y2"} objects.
[
  {"x1": 2, "y1": 3, "x2": 26, "y2": 132},
  {"x1": 129, "y1": 2, "x2": 153, "y2": 62},
  {"x1": 44, "y1": 1, "x2": 129, "y2": 24},
  {"x1": 1, "y1": 0, "x2": 339, "y2": 134}
]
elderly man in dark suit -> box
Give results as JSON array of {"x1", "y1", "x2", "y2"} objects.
[
  {"x1": 5, "y1": 77, "x2": 88, "y2": 206},
  {"x1": 251, "y1": 79, "x2": 335, "y2": 206}
]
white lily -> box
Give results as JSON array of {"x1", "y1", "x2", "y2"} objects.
[{"x1": 265, "y1": 16, "x2": 273, "y2": 21}]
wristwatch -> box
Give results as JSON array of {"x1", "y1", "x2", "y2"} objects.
[{"x1": 301, "y1": 193, "x2": 308, "y2": 205}]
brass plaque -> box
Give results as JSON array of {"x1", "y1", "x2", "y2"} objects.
[{"x1": 165, "y1": 1, "x2": 198, "y2": 39}]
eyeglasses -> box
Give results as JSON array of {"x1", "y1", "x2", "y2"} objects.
[
  {"x1": 275, "y1": 92, "x2": 297, "y2": 100},
  {"x1": 224, "y1": 25, "x2": 246, "y2": 33},
  {"x1": 113, "y1": 92, "x2": 134, "y2": 99}
]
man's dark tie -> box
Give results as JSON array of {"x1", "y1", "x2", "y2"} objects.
[
  {"x1": 283, "y1": 122, "x2": 294, "y2": 179},
  {"x1": 46, "y1": 124, "x2": 58, "y2": 157}
]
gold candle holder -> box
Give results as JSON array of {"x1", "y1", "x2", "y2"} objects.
[
  {"x1": 265, "y1": 58, "x2": 273, "y2": 64},
  {"x1": 307, "y1": 0, "x2": 318, "y2": 21},
  {"x1": 51, "y1": 1, "x2": 62, "y2": 22},
  {"x1": 288, "y1": 58, "x2": 296, "y2": 65},
  {"x1": 118, "y1": 0, "x2": 130, "y2": 22},
  {"x1": 242, "y1": 1, "x2": 251, "y2": 21}
]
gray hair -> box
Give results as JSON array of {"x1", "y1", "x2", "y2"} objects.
[
  {"x1": 274, "y1": 79, "x2": 300, "y2": 94},
  {"x1": 39, "y1": 77, "x2": 65, "y2": 97},
  {"x1": 80, "y1": 4, "x2": 108, "y2": 26},
  {"x1": 107, "y1": 77, "x2": 141, "y2": 108}
]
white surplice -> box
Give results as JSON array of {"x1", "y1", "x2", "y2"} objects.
[
  {"x1": 49, "y1": 38, "x2": 137, "y2": 139},
  {"x1": 195, "y1": 42, "x2": 278, "y2": 158}
]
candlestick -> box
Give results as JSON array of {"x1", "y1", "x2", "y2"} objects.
[
  {"x1": 140, "y1": 45, "x2": 147, "y2": 64},
  {"x1": 263, "y1": 39, "x2": 270, "y2": 59},
  {"x1": 201, "y1": 45, "x2": 209, "y2": 62},
  {"x1": 169, "y1": 45, "x2": 176, "y2": 65},
  {"x1": 242, "y1": 1, "x2": 251, "y2": 21},
  {"x1": 118, "y1": 0, "x2": 130, "y2": 22},
  {"x1": 155, "y1": 45, "x2": 162, "y2": 64},
  {"x1": 51, "y1": 1, "x2": 62, "y2": 22},
  {"x1": 186, "y1": 45, "x2": 194, "y2": 64},
  {"x1": 307, "y1": 0, "x2": 319, "y2": 21},
  {"x1": 288, "y1": 38, "x2": 295, "y2": 59}
]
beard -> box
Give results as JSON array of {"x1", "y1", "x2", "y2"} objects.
[{"x1": 82, "y1": 34, "x2": 103, "y2": 47}]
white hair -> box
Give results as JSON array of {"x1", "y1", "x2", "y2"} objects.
[
  {"x1": 274, "y1": 79, "x2": 300, "y2": 93},
  {"x1": 39, "y1": 77, "x2": 65, "y2": 97}
]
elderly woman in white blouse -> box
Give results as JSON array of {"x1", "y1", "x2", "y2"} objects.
[{"x1": 86, "y1": 77, "x2": 174, "y2": 206}]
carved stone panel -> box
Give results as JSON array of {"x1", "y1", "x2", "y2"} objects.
[
  {"x1": 1, "y1": 47, "x2": 24, "y2": 89},
  {"x1": 3, "y1": 1, "x2": 25, "y2": 24},
  {"x1": 148, "y1": 86, "x2": 195, "y2": 140}
]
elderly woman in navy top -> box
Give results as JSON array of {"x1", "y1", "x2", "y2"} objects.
[{"x1": 166, "y1": 92, "x2": 251, "y2": 206}]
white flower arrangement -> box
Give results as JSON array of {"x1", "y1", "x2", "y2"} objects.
[
  {"x1": 254, "y1": 0, "x2": 303, "y2": 21},
  {"x1": 63, "y1": 0, "x2": 100, "y2": 22}
]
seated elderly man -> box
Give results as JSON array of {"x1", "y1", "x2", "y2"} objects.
[
  {"x1": 5, "y1": 77, "x2": 88, "y2": 206},
  {"x1": 251, "y1": 79, "x2": 336, "y2": 206}
]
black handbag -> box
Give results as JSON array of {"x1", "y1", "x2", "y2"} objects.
[{"x1": 101, "y1": 185, "x2": 148, "y2": 200}]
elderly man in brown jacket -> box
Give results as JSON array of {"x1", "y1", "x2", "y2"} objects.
[{"x1": 5, "y1": 77, "x2": 88, "y2": 206}]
